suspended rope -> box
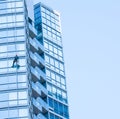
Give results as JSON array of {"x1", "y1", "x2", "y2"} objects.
[{"x1": 11, "y1": 9, "x2": 20, "y2": 69}]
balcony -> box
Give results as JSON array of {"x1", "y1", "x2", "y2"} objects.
[
  {"x1": 31, "y1": 66, "x2": 46, "y2": 83},
  {"x1": 35, "y1": 53, "x2": 45, "y2": 68},
  {"x1": 29, "y1": 23, "x2": 37, "y2": 38},
  {"x1": 33, "y1": 114, "x2": 37, "y2": 119},
  {"x1": 32, "y1": 82, "x2": 41, "y2": 98},
  {"x1": 30, "y1": 38, "x2": 38, "y2": 52},
  {"x1": 36, "y1": 82, "x2": 48, "y2": 98},
  {"x1": 35, "y1": 67, "x2": 46, "y2": 83},
  {"x1": 30, "y1": 52, "x2": 39, "y2": 66},
  {"x1": 37, "y1": 113, "x2": 47, "y2": 119},
  {"x1": 33, "y1": 98, "x2": 42, "y2": 114},
  {"x1": 29, "y1": 38, "x2": 44, "y2": 54},
  {"x1": 31, "y1": 66, "x2": 40, "y2": 82},
  {"x1": 37, "y1": 97, "x2": 49, "y2": 113},
  {"x1": 32, "y1": 82, "x2": 47, "y2": 98},
  {"x1": 30, "y1": 51, "x2": 45, "y2": 68},
  {"x1": 35, "y1": 39, "x2": 44, "y2": 54}
]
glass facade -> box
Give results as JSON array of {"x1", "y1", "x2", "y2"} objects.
[
  {"x1": 0, "y1": 0, "x2": 29, "y2": 119},
  {"x1": 34, "y1": 3, "x2": 69, "y2": 119},
  {"x1": 0, "y1": 1, "x2": 69, "y2": 119}
]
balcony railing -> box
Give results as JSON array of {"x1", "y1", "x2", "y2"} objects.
[
  {"x1": 30, "y1": 52, "x2": 39, "y2": 66},
  {"x1": 29, "y1": 38, "x2": 44, "y2": 54},
  {"x1": 31, "y1": 66, "x2": 40, "y2": 82},
  {"x1": 35, "y1": 67, "x2": 46, "y2": 83},
  {"x1": 32, "y1": 82, "x2": 41, "y2": 98},
  {"x1": 35, "y1": 38, "x2": 44, "y2": 54},
  {"x1": 30, "y1": 51, "x2": 45, "y2": 69},
  {"x1": 33, "y1": 98, "x2": 42, "y2": 114},
  {"x1": 32, "y1": 82, "x2": 47, "y2": 98},
  {"x1": 29, "y1": 23, "x2": 37, "y2": 38},
  {"x1": 33, "y1": 114, "x2": 38, "y2": 119},
  {"x1": 36, "y1": 82, "x2": 48, "y2": 97},
  {"x1": 31, "y1": 66, "x2": 46, "y2": 83},
  {"x1": 37, "y1": 97, "x2": 49, "y2": 113},
  {"x1": 30, "y1": 38, "x2": 38, "y2": 52},
  {"x1": 35, "y1": 53, "x2": 45, "y2": 68},
  {"x1": 37, "y1": 113, "x2": 47, "y2": 119}
]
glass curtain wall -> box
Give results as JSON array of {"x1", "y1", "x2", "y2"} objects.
[{"x1": 0, "y1": 0, "x2": 29, "y2": 119}]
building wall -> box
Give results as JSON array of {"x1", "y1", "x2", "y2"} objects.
[{"x1": 0, "y1": 0, "x2": 29, "y2": 118}]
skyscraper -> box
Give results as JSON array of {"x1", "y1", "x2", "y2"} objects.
[
  {"x1": 0, "y1": 0, "x2": 69, "y2": 119},
  {"x1": 34, "y1": 3, "x2": 69, "y2": 119}
]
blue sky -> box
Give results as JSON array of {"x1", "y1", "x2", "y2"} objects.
[{"x1": 34, "y1": 0, "x2": 120, "y2": 119}]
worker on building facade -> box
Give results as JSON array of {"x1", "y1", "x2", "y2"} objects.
[{"x1": 12, "y1": 55, "x2": 20, "y2": 69}]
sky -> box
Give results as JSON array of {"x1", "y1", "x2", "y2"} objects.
[{"x1": 34, "y1": 0, "x2": 120, "y2": 119}]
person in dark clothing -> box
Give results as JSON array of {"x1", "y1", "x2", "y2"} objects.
[{"x1": 12, "y1": 55, "x2": 19, "y2": 68}]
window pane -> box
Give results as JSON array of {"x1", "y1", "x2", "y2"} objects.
[
  {"x1": 9, "y1": 92, "x2": 17, "y2": 100},
  {"x1": 19, "y1": 109, "x2": 28, "y2": 116},
  {"x1": 51, "y1": 72, "x2": 55, "y2": 79},
  {"x1": 18, "y1": 91, "x2": 27, "y2": 99}
]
